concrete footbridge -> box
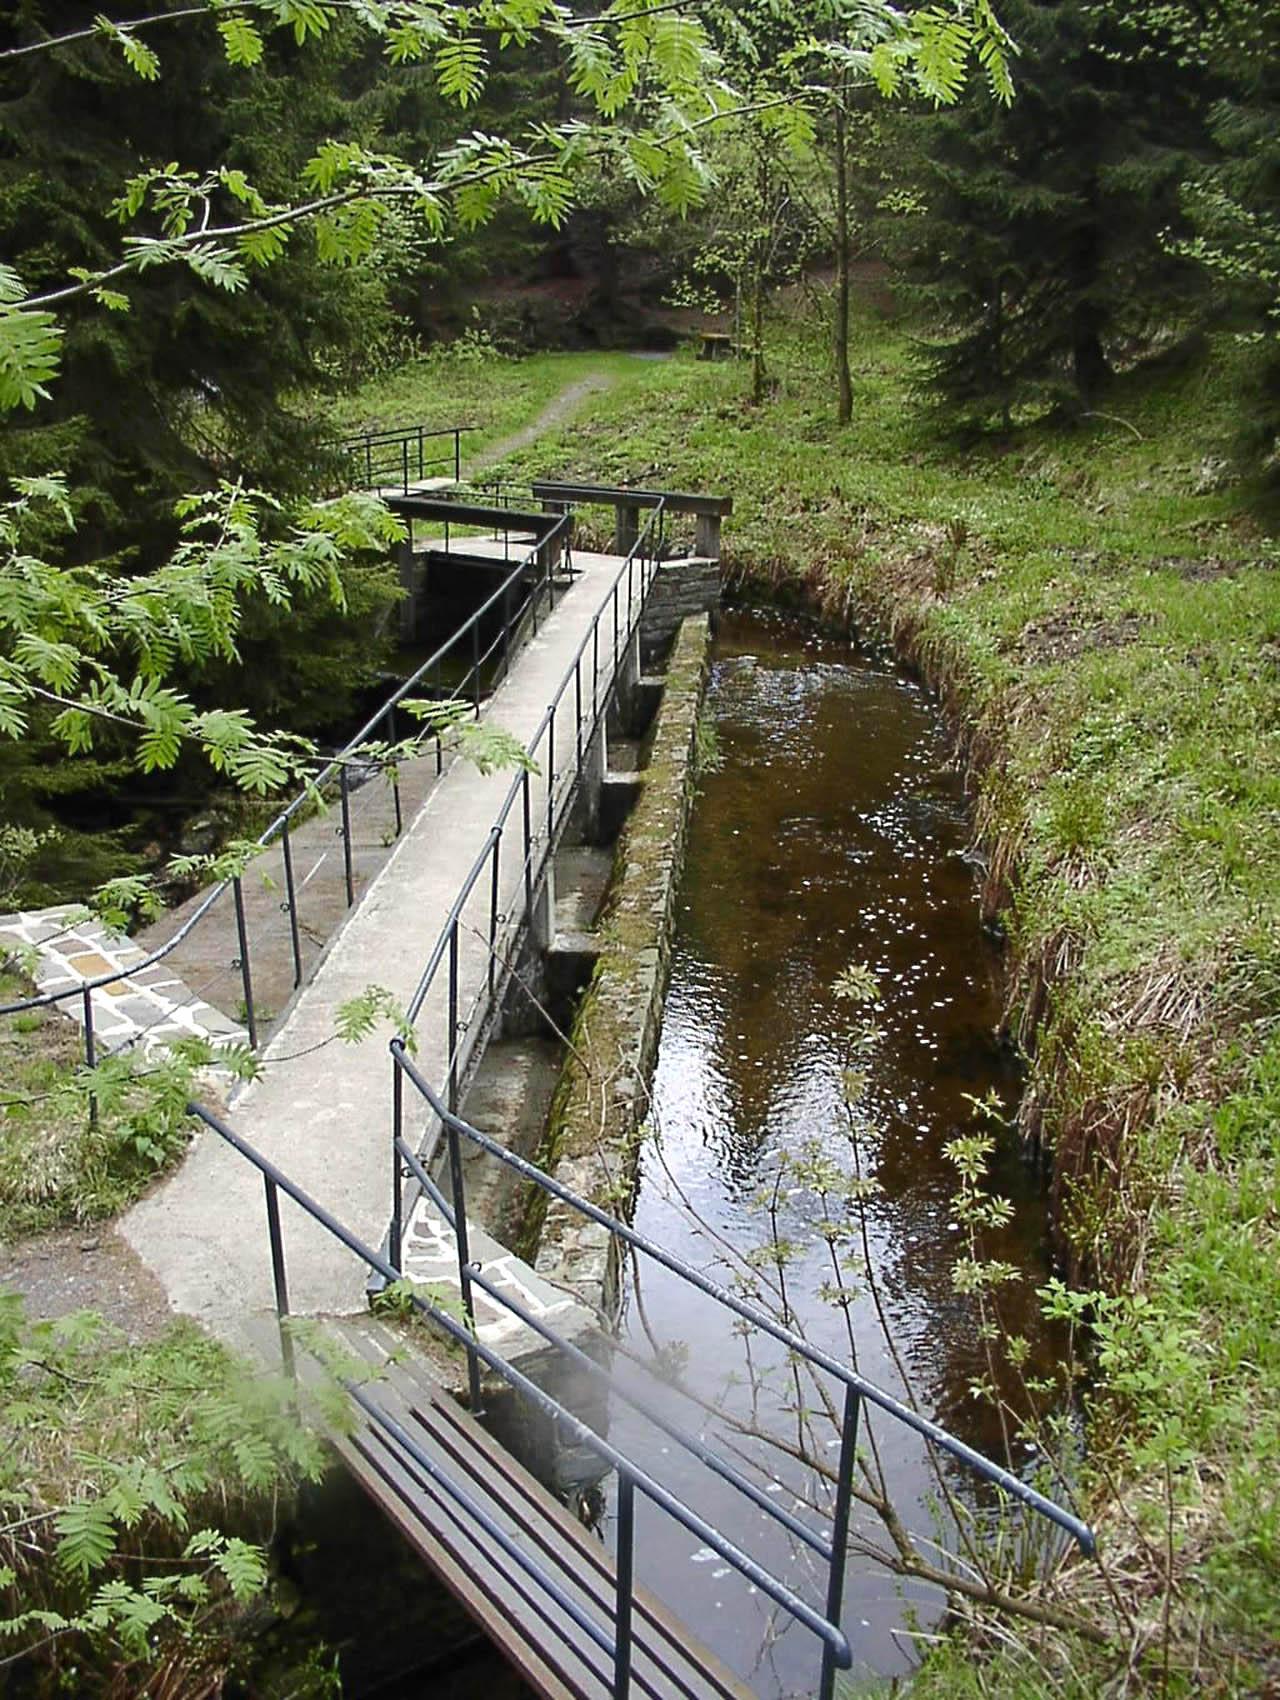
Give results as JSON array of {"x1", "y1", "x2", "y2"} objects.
[{"x1": 2, "y1": 451, "x2": 1093, "y2": 1699}]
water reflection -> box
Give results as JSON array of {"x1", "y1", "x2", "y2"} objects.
[{"x1": 614, "y1": 611, "x2": 1060, "y2": 1691}]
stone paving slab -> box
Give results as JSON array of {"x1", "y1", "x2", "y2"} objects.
[
  {"x1": 401, "y1": 1206, "x2": 597, "y2": 1357},
  {"x1": 0, "y1": 905, "x2": 248, "y2": 1058}
]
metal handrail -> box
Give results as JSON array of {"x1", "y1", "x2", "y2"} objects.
[
  {"x1": 392, "y1": 1053, "x2": 1094, "y2": 1549},
  {"x1": 329, "y1": 422, "x2": 478, "y2": 492},
  {"x1": 187, "y1": 1099, "x2": 855, "y2": 1697},
  {"x1": 392, "y1": 501, "x2": 666, "y2": 1123},
  {"x1": 396, "y1": 1137, "x2": 834, "y2": 1563},
  {"x1": 0, "y1": 515, "x2": 573, "y2": 1055}
]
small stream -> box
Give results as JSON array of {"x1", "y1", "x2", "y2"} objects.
[{"x1": 605, "y1": 610, "x2": 1060, "y2": 1694}]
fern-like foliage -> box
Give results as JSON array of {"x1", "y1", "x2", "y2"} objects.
[{"x1": 0, "y1": 1300, "x2": 329, "y2": 1691}]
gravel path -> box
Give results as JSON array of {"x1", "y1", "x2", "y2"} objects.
[{"x1": 466, "y1": 371, "x2": 616, "y2": 475}]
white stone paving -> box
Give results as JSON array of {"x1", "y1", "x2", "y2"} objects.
[{"x1": 0, "y1": 904, "x2": 247, "y2": 1057}]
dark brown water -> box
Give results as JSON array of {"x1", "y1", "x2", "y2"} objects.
[{"x1": 607, "y1": 611, "x2": 1060, "y2": 1695}]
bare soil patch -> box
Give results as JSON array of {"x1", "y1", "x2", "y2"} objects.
[{"x1": 1, "y1": 1223, "x2": 172, "y2": 1340}]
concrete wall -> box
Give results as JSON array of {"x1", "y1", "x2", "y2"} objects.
[
  {"x1": 639, "y1": 558, "x2": 720, "y2": 666},
  {"x1": 530, "y1": 614, "x2": 712, "y2": 1313}
]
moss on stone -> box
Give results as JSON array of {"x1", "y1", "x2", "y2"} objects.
[{"x1": 528, "y1": 614, "x2": 710, "y2": 1308}]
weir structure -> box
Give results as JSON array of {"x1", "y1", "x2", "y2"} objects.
[{"x1": 1, "y1": 453, "x2": 1094, "y2": 1700}]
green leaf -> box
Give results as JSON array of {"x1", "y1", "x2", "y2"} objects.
[
  {"x1": 0, "y1": 306, "x2": 63, "y2": 411},
  {"x1": 182, "y1": 244, "x2": 248, "y2": 293},
  {"x1": 268, "y1": 0, "x2": 333, "y2": 45},
  {"x1": 218, "y1": 15, "x2": 265, "y2": 65},
  {"x1": 435, "y1": 37, "x2": 488, "y2": 106},
  {"x1": 335, "y1": 984, "x2": 416, "y2": 1050},
  {"x1": 54, "y1": 1501, "x2": 117, "y2": 1579},
  {"x1": 91, "y1": 1580, "x2": 168, "y2": 1654},
  {"x1": 238, "y1": 223, "x2": 292, "y2": 267},
  {"x1": 212, "y1": 1536, "x2": 268, "y2": 1602},
  {"x1": 95, "y1": 18, "x2": 160, "y2": 80}
]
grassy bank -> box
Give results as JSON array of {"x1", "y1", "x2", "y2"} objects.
[{"x1": 365, "y1": 310, "x2": 1280, "y2": 1693}]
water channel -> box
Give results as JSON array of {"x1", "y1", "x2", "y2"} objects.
[
  {"x1": 283, "y1": 606, "x2": 1061, "y2": 1699},
  {"x1": 600, "y1": 609, "x2": 1060, "y2": 1695}
]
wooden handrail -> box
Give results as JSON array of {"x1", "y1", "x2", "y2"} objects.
[{"x1": 530, "y1": 480, "x2": 732, "y2": 518}]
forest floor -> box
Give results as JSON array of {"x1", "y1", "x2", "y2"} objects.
[{"x1": 335, "y1": 304, "x2": 1280, "y2": 1696}]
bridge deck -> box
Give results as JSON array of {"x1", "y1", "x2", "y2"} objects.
[
  {"x1": 121, "y1": 544, "x2": 647, "y2": 1347},
  {"x1": 327, "y1": 1322, "x2": 753, "y2": 1700}
]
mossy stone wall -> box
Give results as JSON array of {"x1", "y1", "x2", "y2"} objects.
[{"x1": 530, "y1": 614, "x2": 712, "y2": 1311}]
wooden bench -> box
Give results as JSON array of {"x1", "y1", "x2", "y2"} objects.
[
  {"x1": 696, "y1": 331, "x2": 735, "y2": 361},
  {"x1": 325, "y1": 1321, "x2": 755, "y2": 1700}
]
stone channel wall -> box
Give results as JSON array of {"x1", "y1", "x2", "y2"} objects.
[
  {"x1": 531, "y1": 613, "x2": 711, "y2": 1313},
  {"x1": 639, "y1": 558, "x2": 720, "y2": 664}
]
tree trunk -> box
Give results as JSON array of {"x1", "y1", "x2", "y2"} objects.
[
  {"x1": 1072, "y1": 319, "x2": 1111, "y2": 402},
  {"x1": 833, "y1": 87, "x2": 853, "y2": 426},
  {"x1": 751, "y1": 155, "x2": 768, "y2": 406},
  {"x1": 1071, "y1": 215, "x2": 1111, "y2": 402}
]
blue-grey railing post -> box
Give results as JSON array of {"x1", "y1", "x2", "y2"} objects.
[
  {"x1": 575, "y1": 655, "x2": 583, "y2": 769},
  {"x1": 592, "y1": 621, "x2": 599, "y2": 709},
  {"x1": 472, "y1": 619, "x2": 481, "y2": 715},
  {"x1": 454, "y1": 428, "x2": 461, "y2": 482},
  {"x1": 521, "y1": 768, "x2": 533, "y2": 918},
  {"x1": 447, "y1": 924, "x2": 460, "y2": 1116},
  {"x1": 613, "y1": 1476, "x2": 636, "y2": 1698},
  {"x1": 818, "y1": 1387, "x2": 861, "y2": 1700},
  {"x1": 401, "y1": 435, "x2": 409, "y2": 493},
  {"x1": 232, "y1": 875, "x2": 258, "y2": 1049},
  {"x1": 488, "y1": 832, "x2": 501, "y2": 1001},
  {"x1": 388, "y1": 704, "x2": 403, "y2": 837},
  {"x1": 391, "y1": 1061, "x2": 404, "y2": 1273},
  {"x1": 435, "y1": 661, "x2": 444, "y2": 774},
  {"x1": 502, "y1": 582, "x2": 512, "y2": 681},
  {"x1": 546, "y1": 705, "x2": 556, "y2": 845},
  {"x1": 446, "y1": 1113, "x2": 484, "y2": 1413},
  {"x1": 280, "y1": 821, "x2": 303, "y2": 989},
  {"x1": 339, "y1": 765, "x2": 354, "y2": 907},
  {"x1": 81, "y1": 985, "x2": 98, "y2": 1127},
  {"x1": 612, "y1": 579, "x2": 620, "y2": 669},
  {"x1": 263, "y1": 1174, "x2": 296, "y2": 1380},
  {"x1": 418, "y1": 423, "x2": 425, "y2": 482}
]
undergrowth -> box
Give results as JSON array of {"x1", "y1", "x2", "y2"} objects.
[
  {"x1": 0, "y1": 968, "x2": 255, "y2": 1242},
  {"x1": 0, "y1": 1297, "x2": 335, "y2": 1698}
]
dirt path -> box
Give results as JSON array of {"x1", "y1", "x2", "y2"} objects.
[
  {"x1": 2, "y1": 1224, "x2": 173, "y2": 1341},
  {"x1": 466, "y1": 371, "x2": 616, "y2": 475}
]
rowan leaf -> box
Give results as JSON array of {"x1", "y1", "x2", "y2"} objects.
[{"x1": 54, "y1": 1501, "x2": 117, "y2": 1579}]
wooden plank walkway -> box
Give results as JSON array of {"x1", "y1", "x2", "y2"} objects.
[{"x1": 324, "y1": 1323, "x2": 754, "y2": 1700}]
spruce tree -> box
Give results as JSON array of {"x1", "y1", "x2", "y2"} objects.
[
  {"x1": 885, "y1": 0, "x2": 1208, "y2": 428},
  {"x1": 1172, "y1": 0, "x2": 1280, "y2": 470},
  {"x1": 0, "y1": 4, "x2": 390, "y2": 557}
]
